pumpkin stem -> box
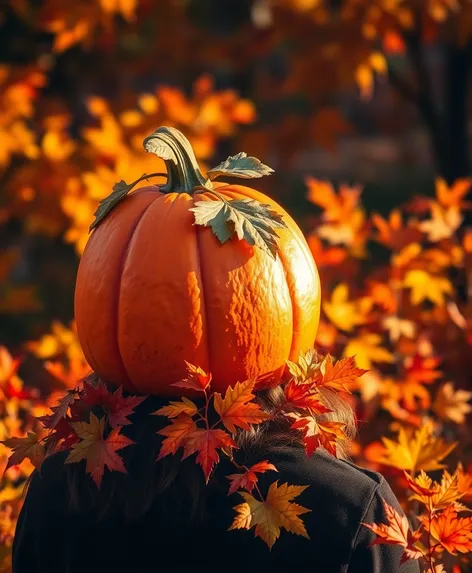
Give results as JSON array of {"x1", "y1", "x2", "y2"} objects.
[{"x1": 143, "y1": 126, "x2": 212, "y2": 193}]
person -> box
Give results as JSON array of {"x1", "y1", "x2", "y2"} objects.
[{"x1": 12, "y1": 373, "x2": 421, "y2": 573}]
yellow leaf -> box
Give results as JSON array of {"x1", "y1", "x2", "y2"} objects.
[
  {"x1": 418, "y1": 203, "x2": 462, "y2": 242},
  {"x1": 343, "y1": 333, "x2": 393, "y2": 370},
  {"x1": 403, "y1": 270, "x2": 453, "y2": 307},
  {"x1": 229, "y1": 481, "x2": 310, "y2": 549},
  {"x1": 379, "y1": 421, "x2": 457, "y2": 472},
  {"x1": 323, "y1": 284, "x2": 372, "y2": 332},
  {"x1": 433, "y1": 382, "x2": 472, "y2": 424}
]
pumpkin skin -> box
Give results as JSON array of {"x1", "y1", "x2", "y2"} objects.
[{"x1": 74, "y1": 181, "x2": 321, "y2": 396}]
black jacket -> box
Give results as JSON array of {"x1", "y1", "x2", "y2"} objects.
[{"x1": 13, "y1": 446, "x2": 421, "y2": 573}]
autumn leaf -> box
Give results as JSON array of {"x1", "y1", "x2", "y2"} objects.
[
  {"x1": 214, "y1": 379, "x2": 271, "y2": 433},
  {"x1": 229, "y1": 481, "x2": 310, "y2": 549},
  {"x1": 433, "y1": 382, "x2": 472, "y2": 424},
  {"x1": 379, "y1": 422, "x2": 457, "y2": 472},
  {"x1": 227, "y1": 461, "x2": 277, "y2": 495},
  {"x1": 172, "y1": 362, "x2": 212, "y2": 392},
  {"x1": 0, "y1": 347, "x2": 20, "y2": 384},
  {"x1": 157, "y1": 414, "x2": 197, "y2": 460},
  {"x1": 418, "y1": 202, "x2": 462, "y2": 242},
  {"x1": 406, "y1": 469, "x2": 465, "y2": 512},
  {"x1": 36, "y1": 389, "x2": 76, "y2": 429},
  {"x1": 207, "y1": 152, "x2": 274, "y2": 180},
  {"x1": 323, "y1": 283, "x2": 372, "y2": 332},
  {"x1": 372, "y1": 210, "x2": 422, "y2": 250},
  {"x1": 435, "y1": 177, "x2": 472, "y2": 209},
  {"x1": 314, "y1": 354, "x2": 367, "y2": 392},
  {"x1": 362, "y1": 499, "x2": 423, "y2": 563},
  {"x1": 2, "y1": 432, "x2": 45, "y2": 470},
  {"x1": 343, "y1": 333, "x2": 394, "y2": 370},
  {"x1": 283, "y1": 379, "x2": 331, "y2": 415},
  {"x1": 403, "y1": 270, "x2": 453, "y2": 307},
  {"x1": 289, "y1": 414, "x2": 346, "y2": 456},
  {"x1": 403, "y1": 470, "x2": 440, "y2": 498},
  {"x1": 89, "y1": 177, "x2": 142, "y2": 231},
  {"x1": 153, "y1": 397, "x2": 198, "y2": 419},
  {"x1": 427, "y1": 506, "x2": 472, "y2": 554},
  {"x1": 83, "y1": 381, "x2": 145, "y2": 427},
  {"x1": 182, "y1": 428, "x2": 237, "y2": 482},
  {"x1": 285, "y1": 348, "x2": 319, "y2": 382},
  {"x1": 190, "y1": 195, "x2": 287, "y2": 259},
  {"x1": 66, "y1": 413, "x2": 134, "y2": 487}
]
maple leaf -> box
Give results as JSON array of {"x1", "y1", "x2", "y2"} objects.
[
  {"x1": 435, "y1": 177, "x2": 472, "y2": 209},
  {"x1": 66, "y1": 413, "x2": 134, "y2": 487},
  {"x1": 190, "y1": 195, "x2": 287, "y2": 260},
  {"x1": 214, "y1": 379, "x2": 271, "y2": 433},
  {"x1": 229, "y1": 481, "x2": 310, "y2": 549},
  {"x1": 37, "y1": 390, "x2": 76, "y2": 430},
  {"x1": 372, "y1": 210, "x2": 422, "y2": 250},
  {"x1": 379, "y1": 422, "x2": 457, "y2": 472},
  {"x1": 314, "y1": 354, "x2": 367, "y2": 392},
  {"x1": 403, "y1": 270, "x2": 453, "y2": 307},
  {"x1": 433, "y1": 382, "x2": 472, "y2": 425},
  {"x1": 90, "y1": 177, "x2": 141, "y2": 231},
  {"x1": 410, "y1": 470, "x2": 464, "y2": 512},
  {"x1": 182, "y1": 428, "x2": 237, "y2": 483},
  {"x1": 323, "y1": 283, "x2": 372, "y2": 332},
  {"x1": 82, "y1": 381, "x2": 145, "y2": 427},
  {"x1": 157, "y1": 414, "x2": 197, "y2": 460},
  {"x1": 403, "y1": 470, "x2": 440, "y2": 498},
  {"x1": 153, "y1": 397, "x2": 198, "y2": 419},
  {"x1": 362, "y1": 499, "x2": 423, "y2": 563},
  {"x1": 227, "y1": 461, "x2": 277, "y2": 495},
  {"x1": 283, "y1": 380, "x2": 331, "y2": 415},
  {"x1": 290, "y1": 414, "x2": 346, "y2": 456},
  {"x1": 418, "y1": 203, "x2": 462, "y2": 242},
  {"x1": 343, "y1": 333, "x2": 394, "y2": 370},
  {"x1": 383, "y1": 316, "x2": 416, "y2": 342},
  {"x1": 2, "y1": 432, "x2": 45, "y2": 470},
  {"x1": 285, "y1": 348, "x2": 319, "y2": 383},
  {"x1": 172, "y1": 362, "x2": 212, "y2": 392},
  {"x1": 0, "y1": 346, "x2": 20, "y2": 384},
  {"x1": 427, "y1": 506, "x2": 472, "y2": 554}
]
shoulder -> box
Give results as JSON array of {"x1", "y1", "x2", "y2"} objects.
[{"x1": 26, "y1": 451, "x2": 70, "y2": 507}]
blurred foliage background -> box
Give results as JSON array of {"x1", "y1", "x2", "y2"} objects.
[{"x1": 0, "y1": 1, "x2": 471, "y2": 571}]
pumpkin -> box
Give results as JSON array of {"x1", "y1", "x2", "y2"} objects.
[{"x1": 74, "y1": 127, "x2": 320, "y2": 395}]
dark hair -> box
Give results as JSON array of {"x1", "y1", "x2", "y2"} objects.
[{"x1": 44, "y1": 373, "x2": 356, "y2": 524}]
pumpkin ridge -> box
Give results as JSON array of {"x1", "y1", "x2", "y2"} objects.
[
  {"x1": 193, "y1": 224, "x2": 213, "y2": 381},
  {"x1": 114, "y1": 195, "x2": 161, "y2": 392}
]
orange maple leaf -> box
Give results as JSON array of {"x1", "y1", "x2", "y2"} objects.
[
  {"x1": 435, "y1": 177, "x2": 472, "y2": 209},
  {"x1": 229, "y1": 481, "x2": 310, "y2": 549},
  {"x1": 66, "y1": 413, "x2": 134, "y2": 487},
  {"x1": 157, "y1": 414, "x2": 197, "y2": 460},
  {"x1": 213, "y1": 379, "x2": 270, "y2": 433},
  {"x1": 2, "y1": 432, "x2": 45, "y2": 470},
  {"x1": 372, "y1": 210, "x2": 422, "y2": 250},
  {"x1": 227, "y1": 461, "x2": 277, "y2": 495},
  {"x1": 428, "y1": 506, "x2": 472, "y2": 555},
  {"x1": 182, "y1": 428, "x2": 237, "y2": 483},
  {"x1": 153, "y1": 397, "x2": 198, "y2": 419},
  {"x1": 289, "y1": 415, "x2": 346, "y2": 456},
  {"x1": 315, "y1": 354, "x2": 367, "y2": 392},
  {"x1": 283, "y1": 380, "x2": 331, "y2": 415},
  {"x1": 172, "y1": 362, "x2": 212, "y2": 392},
  {"x1": 362, "y1": 499, "x2": 423, "y2": 563}
]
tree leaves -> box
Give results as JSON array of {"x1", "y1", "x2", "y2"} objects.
[
  {"x1": 427, "y1": 506, "x2": 472, "y2": 555},
  {"x1": 227, "y1": 461, "x2": 277, "y2": 495},
  {"x1": 229, "y1": 481, "x2": 310, "y2": 549},
  {"x1": 190, "y1": 195, "x2": 287, "y2": 259},
  {"x1": 214, "y1": 379, "x2": 271, "y2": 433},
  {"x1": 379, "y1": 422, "x2": 457, "y2": 472},
  {"x1": 65, "y1": 413, "x2": 134, "y2": 487},
  {"x1": 89, "y1": 179, "x2": 136, "y2": 232},
  {"x1": 362, "y1": 500, "x2": 423, "y2": 563},
  {"x1": 182, "y1": 428, "x2": 237, "y2": 483},
  {"x1": 207, "y1": 152, "x2": 274, "y2": 180},
  {"x1": 172, "y1": 362, "x2": 212, "y2": 392},
  {"x1": 2, "y1": 432, "x2": 45, "y2": 470},
  {"x1": 157, "y1": 414, "x2": 197, "y2": 460}
]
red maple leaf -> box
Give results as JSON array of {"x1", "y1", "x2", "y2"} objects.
[
  {"x1": 37, "y1": 390, "x2": 76, "y2": 429},
  {"x1": 82, "y1": 381, "x2": 145, "y2": 427},
  {"x1": 172, "y1": 362, "x2": 212, "y2": 392},
  {"x1": 227, "y1": 461, "x2": 277, "y2": 495},
  {"x1": 182, "y1": 428, "x2": 237, "y2": 483},
  {"x1": 290, "y1": 415, "x2": 346, "y2": 456},
  {"x1": 284, "y1": 380, "x2": 331, "y2": 415},
  {"x1": 314, "y1": 354, "x2": 367, "y2": 392}
]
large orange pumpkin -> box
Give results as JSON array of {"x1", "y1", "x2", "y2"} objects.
[{"x1": 74, "y1": 127, "x2": 320, "y2": 395}]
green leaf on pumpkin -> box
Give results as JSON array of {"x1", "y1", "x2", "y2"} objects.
[
  {"x1": 190, "y1": 197, "x2": 286, "y2": 259},
  {"x1": 89, "y1": 179, "x2": 136, "y2": 232},
  {"x1": 207, "y1": 152, "x2": 274, "y2": 181}
]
